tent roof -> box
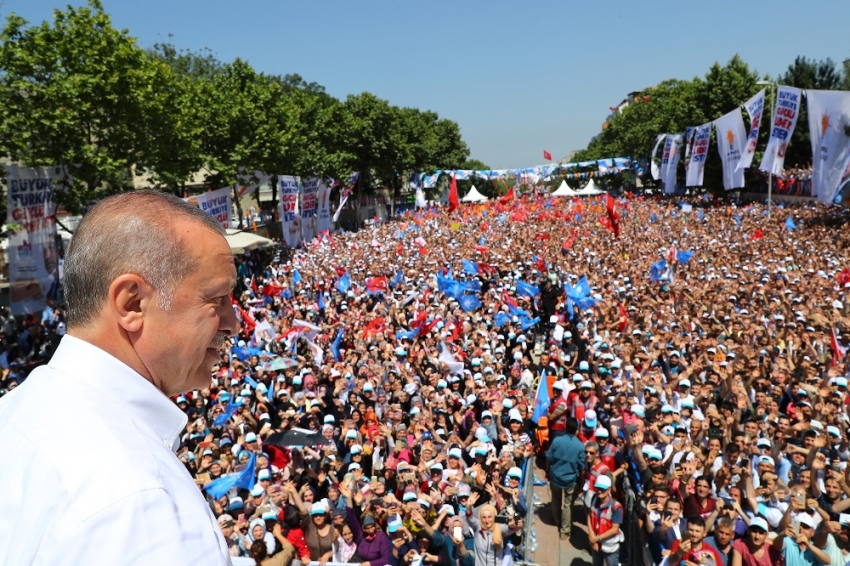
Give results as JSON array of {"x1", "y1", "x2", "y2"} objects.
[
  {"x1": 225, "y1": 229, "x2": 272, "y2": 255},
  {"x1": 461, "y1": 185, "x2": 488, "y2": 202},
  {"x1": 577, "y1": 179, "x2": 605, "y2": 195},
  {"x1": 551, "y1": 180, "x2": 580, "y2": 197}
]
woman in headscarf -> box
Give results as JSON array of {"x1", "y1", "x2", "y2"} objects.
[
  {"x1": 286, "y1": 482, "x2": 335, "y2": 563},
  {"x1": 241, "y1": 518, "x2": 276, "y2": 556},
  {"x1": 248, "y1": 524, "x2": 296, "y2": 566},
  {"x1": 465, "y1": 495, "x2": 515, "y2": 566}
]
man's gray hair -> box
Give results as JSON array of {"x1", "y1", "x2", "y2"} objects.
[
  {"x1": 64, "y1": 190, "x2": 227, "y2": 328},
  {"x1": 585, "y1": 441, "x2": 599, "y2": 452}
]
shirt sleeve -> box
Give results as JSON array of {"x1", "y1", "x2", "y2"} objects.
[
  {"x1": 611, "y1": 503, "x2": 623, "y2": 524},
  {"x1": 45, "y1": 488, "x2": 230, "y2": 566}
]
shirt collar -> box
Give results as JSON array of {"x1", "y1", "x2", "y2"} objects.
[{"x1": 50, "y1": 335, "x2": 188, "y2": 450}]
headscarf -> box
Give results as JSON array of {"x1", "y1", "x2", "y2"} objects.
[{"x1": 478, "y1": 504, "x2": 502, "y2": 549}]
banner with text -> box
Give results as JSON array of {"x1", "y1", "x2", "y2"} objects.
[
  {"x1": 736, "y1": 89, "x2": 765, "y2": 172},
  {"x1": 195, "y1": 187, "x2": 232, "y2": 228},
  {"x1": 759, "y1": 86, "x2": 802, "y2": 175},
  {"x1": 660, "y1": 135, "x2": 674, "y2": 187},
  {"x1": 807, "y1": 89, "x2": 850, "y2": 205},
  {"x1": 686, "y1": 122, "x2": 712, "y2": 187},
  {"x1": 301, "y1": 177, "x2": 318, "y2": 242},
  {"x1": 650, "y1": 134, "x2": 666, "y2": 180},
  {"x1": 316, "y1": 179, "x2": 332, "y2": 234},
  {"x1": 4, "y1": 165, "x2": 64, "y2": 315},
  {"x1": 663, "y1": 134, "x2": 682, "y2": 194},
  {"x1": 278, "y1": 175, "x2": 302, "y2": 249},
  {"x1": 715, "y1": 108, "x2": 747, "y2": 190},
  {"x1": 683, "y1": 127, "x2": 695, "y2": 172}
]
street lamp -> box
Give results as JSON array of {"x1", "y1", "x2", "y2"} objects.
[{"x1": 756, "y1": 80, "x2": 776, "y2": 219}]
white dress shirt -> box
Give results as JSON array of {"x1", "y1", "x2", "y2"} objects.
[{"x1": 0, "y1": 335, "x2": 232, "y2": 565}]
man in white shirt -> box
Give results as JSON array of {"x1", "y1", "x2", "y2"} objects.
[{"x1": 0, "y1": 191, "x2": 239, "y2": 565}]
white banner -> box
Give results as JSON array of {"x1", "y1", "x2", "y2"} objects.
[
  {"x1": 659, "y1": 135, "x2": 674, "y2": 186},
  {"x1": 686, "y1": 122, "x2": 712, "y2": 187},
  {"x1": 5, "y1": 165, "x2": 65, "y2": 315},
  {"x1": 650, "y1": 134, "x2": 666, "y2": 180},
  {"x1": 807, "y1": 89, "x2": 850, "y2": 205},
  {"x1": 663, "y1": 134, "x2": 682, "y2": 194},
  {"x1": 415, "y1": 187, "x2": 426, "y2": 208},
  {"x1": 736, "y1": 89, "x2": 766, "y2": 172},
  {"x1": 315, "y1": 179, "x2": 332, "y2": 234},
  {"x1": 278, "y1": 175, "x2": 302, "y2": 248},
  {"x1": 195, "y1": 187, "x2": 232, "y2": 228},
  {"x1": 332, "y1": 193, "x2": 349, "y2": 223},
  {"x1": 714, "y1": 108, "x2": 747, "y2": 190},
  {"x1": 300, "y1": 177, "x2": 318, "y2": 242},
  {"x1": 759, "y1": 86, "x2": 802, "y2": 175},
  {"x1": 682, "y1": 127, "x2": 695, "y2": 172}
]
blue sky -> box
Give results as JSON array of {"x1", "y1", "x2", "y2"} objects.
[{"x1": 7, "y1": 0, "x2": 850, "y2": 169}]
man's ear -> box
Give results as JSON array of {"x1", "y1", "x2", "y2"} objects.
[{"x1": 108, "y1": 274, "x2": 156, "y2": 333}]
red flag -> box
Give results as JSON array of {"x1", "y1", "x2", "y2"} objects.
[
  {"x1": 419, "y1": 317, "x2": 439, "y2": 336},
  {"x1": 537, "y1": 256, "x2": 546, "y2": 272},
  {"x1": 605, "y1": 194, "x2": 621, "y2": 238},
  {"x1": 478, "y1": 263, "x2": 497, "y2": 276},
  {"x1": 231, "y1": 297, "x2": 256, "y2": 335},
  {"x1": 396, "y1": 241, "x2": 404, "y2": 256},
  {"x1": 667, "y1": 245, "x2": 676, "y2": 263},
  {"x1": 534, "y1": 233, "x2": 550, "y2": 242},
  {"x1": 474, "y1": 245, "x2": 488, "y2": 254},
  {"x1": 618, "y1": 303, "x2": 628, "y2": 333},
  {"x1": 365, "y1": 276, "x2": 388, "y2": 294},
  {"x1": 831, "y1": 329, "x2": 847, "y2": 367},
  {"x1": 250, "y1": 275, "x2": 259, "y2": 295},
  {"x1": 543, "y1": 150, "x2": 552, "y2": 161},
  {"x1": 750, "y1": 228, "x2": 764, "y2": 241},
  {"x1": 481, "y1": 221, "x2": 489, "y2": 233},
  {"x1": 262, "y1": 283, "x2": 285, "y2": 297},
  {"x1": 501, "y1": 290, "x2": 518, "y2": 310},
  {"x1": 450, "y1": 320, "x2": 462, "y2": 342},
  {"x1": 364, "y1": 317, "x2": 386, "y2": 338},
  {"x1": 416, "y1": 243, "x2": 429, "y2": 255},
  {"x1": 836, "y1": 268, "x2": 850, "y2": 287},
  {"x1": 410, "y1": 311, "x2": 428, "y2": 330},
  {"x1": 498, "y1": 188, "x2": 515, "y2": 204},
  {"x1": 448, "y1": 174, "x2": 459, "y2": 213},
  {"x1": 335, "y1": 267, "x2": 347, "y2": 277},
  {"x1": 561, "y1": 237, "x2": 574, "y2": 255}
]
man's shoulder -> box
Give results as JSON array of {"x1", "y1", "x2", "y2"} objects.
[{"x1": 0, "y1": 367, "x2": 171, "y2": 518}]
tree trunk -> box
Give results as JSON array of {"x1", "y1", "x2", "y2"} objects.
[{"x1": 232, "y1": 184, "x2": 244, "y2": 229}]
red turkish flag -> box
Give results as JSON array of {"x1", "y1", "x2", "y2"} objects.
[
  {"x1": 751, "y1": 228, "x2": 764, "y2": 241},
  {"x1": 396, "y1": 241, "x2": 404, "y2": 256},
  {"x1": 498, "y1": 188, "x2": 515, "y2": 204},
  {"x1": 448, "y1": 174, "x2": 459, "y2": 213},
  {"x1": 543, "y1": 150, "x2": 552, "y2": 161},
  {"x1": 618, "y1": 303, "x2": 628, "y2": 333}
]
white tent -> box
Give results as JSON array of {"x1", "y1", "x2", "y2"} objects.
[
  {"x1": 461, "y1": 185, "x2": 488, "y2": 202},
  {"x1": 577, "y1": 179, "x2": 605, "y2": 195},
  {"x1": 225, "y1": 229, "x2": 272, "y2": 255},
  {"x1": 551, "y1": 180, "x2": 581, "y2": 197}
]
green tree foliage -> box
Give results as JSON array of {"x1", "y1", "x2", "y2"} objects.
[
  {"x1": 0, "y1": 0, "x2": 470, "y2": 215},
  {"x1": 0, "y1": 0, "x2": 194, "y2": 213}
]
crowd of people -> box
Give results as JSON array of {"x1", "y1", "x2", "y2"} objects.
[
  {"x1": 752, "y1": 164, "x2": 814, "y2": 197},
  {"x1": 5, "y1": 190, "x2": 850, "y2": 566}
]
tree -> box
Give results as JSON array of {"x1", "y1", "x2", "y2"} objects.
[{"x1": 0, "y1": 0, "x2": 194, "y2": 213}]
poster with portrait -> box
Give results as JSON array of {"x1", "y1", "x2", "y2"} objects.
[{"x1": 5, "y1": 165, "x2": 66, "y2": 315}]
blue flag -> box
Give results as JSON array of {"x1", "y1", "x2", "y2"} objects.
[
  {"x1": 567, "y1": 276, "x2": 591, "y2": 300},
  {"x1": 516, "y1": 280, "x2": 539, "y2": 298},
  {"x1": 244, "y1": 375, "x2": 258, "y2": 389},
  {"x1": 675, "y1": 250, "x2": 695, "y2": 264},
  {"x1": 203, "y1": 452, "x2": 257, "y2": 500},
  {"x1": 650, "y1": 259, "x2": 668, "y2": 283},
  {"x1": 479, "y1": 235, "x2": 486, "y2": 245},
  {"x1": 494, "y1": 312, "x2": 511, "y2": 328},
  {"x1": 336, "y1": 271, "x2": 351, "y2": 294},
  {"x1": 574, "y1": 297, "x2": 597, "y2": 310},
  {"x1": 507, "y1": 303, "x2": 530, "y2": 318},
  {"x1": 650, "y1": 212, "x2": 657, "y2": 223},
  {"x1": 232, "y1": 347, "x2": 263, "y2": 361},
  {"x1": 785, "y1": 217, "x2": 797, "y2": 231},
  {"x1": 390, "y1": 269, "x2": 403, "y2": 289},
  {"x1": 697, "y1": 209, "x2": 704, "y2": 222},
  {"x1": 396, "y1": 328, "x2": 419, "y2": 340},
  {"x1": 317, "y1": 291, "x2": 325, "y2": 310},
  {"x1": 213, "y1": 399, "x2": 243, "y2": 428},
  {"x1": 331, "y1": 329, "x2": 343, "y2": 361},
  {"x1": 576, "y1": 213, "x2": 582, "y2": 222},
  {"x1": 462, "y1": 260, "x2": 479, "y2": 275},
  {"x1": 520, "y1": 316, "x2": 540, "y2": 330},
  {"x1": 734, "y1": 214, "x2": 741, "y2": 226},
  {"x1": 292, "y1": 269, "x2": 302, "y2": 286},
  {"x1": 531, "y1": 374, "x2": 551, "y2": 424},
  {"x1": 459, "y1": 294, "x2": 482, "y2": 312},
  {"x1": 464, "y1": 279, "x2": 482, "y2": 292}
]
